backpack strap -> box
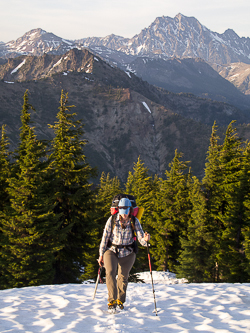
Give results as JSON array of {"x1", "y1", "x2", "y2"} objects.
[
  {"x1": 107, "y1": 214, "x2": 137, "y2": 248},
  {"x1": 111, "y1": 213, "x2": 136, "y2": 234}
]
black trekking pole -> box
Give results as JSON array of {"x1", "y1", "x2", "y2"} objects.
[
  {"x1": 147, "y1": 242, "x2": 158, "y2": 316},
  {"x1": 93, "y1": 265, "x2": 103, "y2": 300}
]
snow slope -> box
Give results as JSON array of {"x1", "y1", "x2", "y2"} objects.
[{"x1": 0, "y1": 271, "x2": 250, "y2": 332}]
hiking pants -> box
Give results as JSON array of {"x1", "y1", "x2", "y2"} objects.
[{"x1": 104, "y1": 250, "x2": 136, "y2": 303}]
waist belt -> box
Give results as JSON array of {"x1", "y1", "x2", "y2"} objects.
[{"x1": 107, "y1": 240, "x2": 134, "y2": 252}]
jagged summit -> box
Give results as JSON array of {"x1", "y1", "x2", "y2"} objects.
[
  {"x1": 1, "y1": 28, "x2": 74, "y2": 59},
  {"x1": 78, "y1": 13, "x2": 250, "y2": 65},
  {"x1": 1, "y1": 13, "x2": 250, "y2": 65},
  {"x1": 1, "y1": 14, "x2": 250, "y2": 99}
]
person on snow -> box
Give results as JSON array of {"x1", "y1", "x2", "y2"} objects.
[{"x1": 98, "y1": 197, "x2": 150, "y2": 311}]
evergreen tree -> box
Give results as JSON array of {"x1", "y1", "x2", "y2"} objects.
[
  {"x1": 48, "y1": 90, "x2": 96, "y2": 283},
  {"x1": 97, "y1": 172, "x2": 123, "y2": 222},
  {"x1": 0, "y1": 125, "x2": 11, "y2": 213},
  {"x1": 177, "y1": 177, "x2": 216, "y2": 282},
  {"x1": 217, "y1": 122, "x2": 247, "y2": 282},
  {"x1": 242, "y1": 142, "x2": 250, "y2": 279},
  {"x1": 151, "y1": 150, "x2": 192, "y2": 272},
  {"x1": 82, "y1": 172, "x2": 123, "y2": 280},
  {"x1": 125, "y1": 157, "x2": 155, "y2": 231},
  {"x1": 203, "y1": 121, "x2": 247, "y2": 282},
  {"x1": 0, "y1": 125, "x2": 11, "y2": 288},
  {"x1": 202, "y1": 121, "x2": 225, "y2": 281},
  {"x1": 125, "y1": 157, "x2": 156, "y2": 272},
  {"x1": 0, "y1": 91, "x2": 61, "y2": 289}
]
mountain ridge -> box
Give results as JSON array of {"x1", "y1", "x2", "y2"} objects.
[
  {"x1": 1, "y1": 13, "x2": 250, "y2": 105},
  {"x1": 1, "y1": 48, "x2": 249, "y2": 181},
  {"x1": 77, "y1": 14, "x2": 250, "y2": 65},
  {"x1": 1, "y1": 14, "x2": 250, "y2": 65}
]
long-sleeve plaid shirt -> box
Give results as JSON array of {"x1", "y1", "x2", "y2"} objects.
[{"x1": 99, "y1": 214, "x2": 147, "y2": 258}]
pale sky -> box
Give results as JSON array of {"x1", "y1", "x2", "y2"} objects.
[{"x1": 0, "y1": 0, "x2": 249, "y2": 43}]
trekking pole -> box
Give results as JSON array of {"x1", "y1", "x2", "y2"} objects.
[
  {"x1": 147, "y1": 242, "x2": 158, "y2": 316},
  {"x1": 93, "y1": 265, "x2": 103, "y2": 300}
]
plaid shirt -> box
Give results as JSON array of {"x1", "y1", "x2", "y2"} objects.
[{"x1": 99, "y1": 214, "x2": 147, "y2": 258}]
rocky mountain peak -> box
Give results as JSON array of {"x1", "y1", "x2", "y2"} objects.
[
  {"x1": 1, "y1": 14, "x2": 250, "y2": 66},
  {"x1": 2, "y1": 28, "x2": 74, "y2": 59},
  {"x1": 0, "y1": 48, "x2": 101, "y2": 82}
]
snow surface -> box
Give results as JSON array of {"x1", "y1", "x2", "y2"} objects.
[
  {"x1": 1, "y1": 271, "x2": 250, "y2": 332},
  {"x1": 11, "y1": 59, "x2": 26, "y2": 74},
  {"x1": 125, "y1": 71, "x2": 131, "y2": 78},
  {"x1": 142, "y1": 101, "x2": 152, "y2": 113}
]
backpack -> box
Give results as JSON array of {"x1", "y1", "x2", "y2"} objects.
[{"x1": 110, "y1": 194, "x2": 138, "y2": 217}]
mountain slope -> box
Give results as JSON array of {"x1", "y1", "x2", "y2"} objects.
[
  {"x1": 0, "y1": 48, "x2": 248, "y2": 126},
  {"x1": 0, "y1": 48, "x2": 241, "y2": 181},
  {"x1": 125, "y1": 56, "x2": 250, "y2": 110},
  {"x1": 1, "y1": 14, "x2": 250, "y2": 113},
  {"x1": 79, "y1": 14, "x2": 250, "y2": 65},
  {"x1": 0, "y1": 28, "x2": 75, "y2": 59},
  {"x1": 215, "y1": 62, "x2": 250, "y2": 95},
  {"x1": 1, "y1": 15, "x2": 250, "y2": 66}
]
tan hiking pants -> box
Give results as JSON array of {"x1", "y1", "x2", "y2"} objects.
[{"x1": 103, "y1": 250, "x2": 136, "y2": 303}]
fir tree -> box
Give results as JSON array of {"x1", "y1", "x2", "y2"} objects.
[
  {"x1": 125, "y1": 157, "x2": 155, "y2": 231},
  {"x1": 151, "y1": 150, "x2": 192, "y2": 272},
  {"x1": 242, "y1": 142, "x2": 250, "y2": 279},
  {"x1": 48, "y1": 90, "x2": 96, "y2": 283},
  {"x1": 0, "y1": 125, "x2": 11, "y2": 288},
  {"x1": 82, "y1": 172, "x2": 123, "y2": 280},
  {"x1": 203, "y1": 121, "x2": 247, "y2": 282},
  {"x1": 0, "y1": 91, "x2": 61, "y2": 289},
  {"x1": 177, "y1": 177, "x2": 216, "y2": 282},
  {"x1": 217, "y1": 122, "x2": 247, "y2": 282},
  {"x1": 96, "y1": 172, "x2": 123, "y2": 222},
  {"x1": 202, "y1": 121, "x2": 225, "y2": 281},
  {"x1": 125, "y1": 157, "x2": 156, "y2": 272},
  {"x1": 0, "y1": 125, "x2": 11, "y2": 213}
]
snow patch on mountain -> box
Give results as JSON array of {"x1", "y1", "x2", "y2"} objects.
[
  {"x1": 142, "y1": 101, "x2": 151, "y2": 113},
  {"x1": 11, "y1": 59, "x2": 26, "y2": 74},
  {"x1": 125, "y1": 71, "x2": 131, "y2": 78}
]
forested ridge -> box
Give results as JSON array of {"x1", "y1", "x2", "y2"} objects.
[{"x1": 1, "y1": 90, "x2": 250, "y2": 289}]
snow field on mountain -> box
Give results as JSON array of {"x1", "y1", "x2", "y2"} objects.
[{"x1": 1, "y1": 271, "x2": 250, "y2": 332}]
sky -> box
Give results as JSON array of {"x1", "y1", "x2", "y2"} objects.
[{"x1": 0, "y1": 0, "x2": 249, "y2": 43}]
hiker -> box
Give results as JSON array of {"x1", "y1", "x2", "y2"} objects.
[{"x1": 98, "y1": 197, "x2": 150, "y2": 311}]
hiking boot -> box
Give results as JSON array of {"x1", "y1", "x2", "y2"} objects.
[
  {"x1": 116, "y1": 299, "x2": 124, "y2": 310},
  {"x1": 108, "y1": 300, "x2": 116, "y2": 310}
]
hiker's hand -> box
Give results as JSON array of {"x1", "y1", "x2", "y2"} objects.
[
  {"x1": 98, "y1": 256, "x2": 104, "y2": 266},
  {"x1": 144, "y1": 232, "x2": 150, "y2": 242}
]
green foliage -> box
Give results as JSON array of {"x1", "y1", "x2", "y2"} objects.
[
  {"x1": 197, "y1": 121, "x2": 250, "y2": 282},
  {"x1": 242, "y1": 143, "x2": 250, "y2": 278},
  {"x1": 0, "y1": 125, "x2": 11, "y2": 212},
  {"x1": 48, "y1": 90, "x2": 97, "y2": 284},
  {"x1": 81, "y1": 172, "x2": 123, "y2": 280},
  {"x1": 0, "y1": 125, "x2": 11, "y2": 287},
  {"x1": 125, "y1": 157, "x2": 156, "y2": 272},
  {"x1": 151, "y1": 150, "x2": 192, "y2": 272},
  {"x1": 2, "y1": 89, "x2": 250, "y2": 288},
  {"x1": 216, "y1": 122, "x2": 248, "y2": 282},
  {"x1": 0, "y1": 91, "x2": 61, "y2": 289},
  {"x1": 176, "y1": 177, "x2": 216, "y2": 282}
]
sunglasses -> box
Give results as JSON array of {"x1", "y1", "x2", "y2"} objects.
[{"x1": 118, "y1": 206, "x2": 129, "y2": 210}]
